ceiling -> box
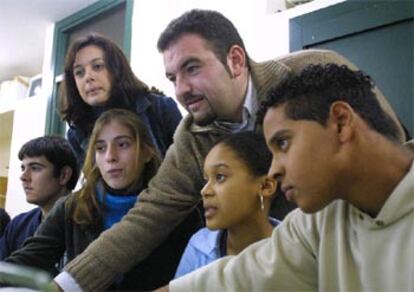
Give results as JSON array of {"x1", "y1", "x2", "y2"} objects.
[{"x1": 0, "y1": 0, "x2": 100, "y2": 83}]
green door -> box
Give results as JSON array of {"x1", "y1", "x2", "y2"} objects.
[{"x1": 290, "y1": 0, "x2": 413, "y2": 137}]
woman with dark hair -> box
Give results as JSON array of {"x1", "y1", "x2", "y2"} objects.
[
  {"x1": 59, "y1": 34, "x2": 182, "y2": 164},
  {"x1": 5, "y1": 109, "x2": 202, "y2": 290}
]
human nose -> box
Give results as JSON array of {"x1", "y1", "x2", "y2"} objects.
[
  {"x1": 20, "y1": 169, "x2": 29, "y2": 182},
  {"x1": 268, "y1": 157, "x2": 284, "y2": 183},
  {"x1": 175, "y1": 76, "x2": 191, "y2": 103},
  {"x1": 201, "y1": 180, "x2": 214, "y2": 198},
  {"x1": 84, "y1": 66, "x2": 95, "y2": 82},
  {"x1": 105, "y1": 144, "x2": 118, "y2": 162}
]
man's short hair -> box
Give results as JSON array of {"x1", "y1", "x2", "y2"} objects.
[
  {"x1": 18, "y1": 136, "x2": 79, "y2": 190},
  {"x1": 257, "y1": 63, "x2": 401, "y2": 142},
  {"x1": 157, "y1": 9, "x2": 249, "y2": 69}
]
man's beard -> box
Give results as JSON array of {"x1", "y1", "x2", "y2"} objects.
[{"x1": 184, "y1": 94, "x2": 218, "y2": 126}]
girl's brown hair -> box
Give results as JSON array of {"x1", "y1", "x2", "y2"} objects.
[{"x1": 72, "y1": 109, "x2": 160, "y2": 226}]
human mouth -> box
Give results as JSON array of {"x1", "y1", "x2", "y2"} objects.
[
  {"x1": 86, "y1": 87, "x2": 102, "y2": 96},
  {"x1": 23, "y1": 186, "x2": 35, "y2": 195},
  {"x1": 204, "y1": 205, "x2": 218, "y2": 219},
  {"x1": 282, "y1": 186, "x2": 295, "y2": 202},
  {"x1": 107, "y1": 169, "x2": 123, "y2": 178},
  {"x1": 184, "y1": 95, "x2": 204, "y2": 112}
]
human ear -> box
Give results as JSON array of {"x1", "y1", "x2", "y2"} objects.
[
  {"x1": 227, "y1": 45, "x2": 246, "y2": 78},
  {"x1": 260, "y1": 176, "x2": 277, "y2": 198},
  {"x1": 59, "y1": 166, "x2": 73, "y2": 186},
  {"x1": 329, "y1": 101, "x2": 355, "y2": 143}
]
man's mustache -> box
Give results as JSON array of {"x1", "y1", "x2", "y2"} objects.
[{"x1": 182, "y1": 93, "x2": 205, "y2": 105}]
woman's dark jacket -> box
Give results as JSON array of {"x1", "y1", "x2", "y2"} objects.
[
  {"x1": 67, "y1": 94, "x2": 182, "y2": 164},
  {"x1": 5, "y1": 193, "x2": 203, "y2": 291}
]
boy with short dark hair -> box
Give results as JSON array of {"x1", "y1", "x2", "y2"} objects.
[{"x1": 0, "y1": 136, "x2": 79, "y2": 259}]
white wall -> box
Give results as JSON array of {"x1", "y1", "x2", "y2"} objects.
[
  {"x1": 4, "y1": 25, "x2": 54, "y2": 218},
  {"x1": 130, "y1": 0, "x2": 345, "y2": 101},
  {"x1": 5, "y1": 95, "x2": 48, "y2": 218},
  {"x1": 130, "y1": 0, "x2": 270, "y2": 104}
]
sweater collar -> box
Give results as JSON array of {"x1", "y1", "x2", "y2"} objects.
[
  {"x1": 96, "y1": 183, "x2": 138, "y2": 230},
  {"x1": 97, "y1": 179, "x2": 143, "y2": 197}
]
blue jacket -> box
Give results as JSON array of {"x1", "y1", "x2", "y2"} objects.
[
  {"x1": 67, "y1": 94, "x2": 182, "y2": 164},
  {"x1": 0, "y1": 208, "x2": 42, "y2": 260}
]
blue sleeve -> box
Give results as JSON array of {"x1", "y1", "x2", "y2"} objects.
[
  {"x1": 5, "y1": 199, "x2": 67, "y2": 271},
  {"x1": 0, "y1": 209, "x2": 42, "y2": 261},
  {"x1": 174, "y1": 228, "x2": 219, "y2": 279},
  {"x1": 160, "y1": 96, "x2": 182, "y2": 142},
  {"x1": 174, "y1": 237, "x2": 202, "y2": 279}
]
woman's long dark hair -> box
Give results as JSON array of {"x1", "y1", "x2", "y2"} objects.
[{"x1": 59, "y1": 34, "x2": 159, "y2": 134}]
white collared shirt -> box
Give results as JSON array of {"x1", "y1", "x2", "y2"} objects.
[{"x1": 213, "y1": 75, "x2": 258, "y2": 133}]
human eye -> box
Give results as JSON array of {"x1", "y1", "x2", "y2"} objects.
[
  {"x1": 73, "y1": 67, "x2": 84, "y2": 78},
  {"x1": 216, "y1": 173, "x2": 226, "y2": 183},
  {"x1": 118, "y1": 139, "x2": 132, "y2": 149},
  {"x1": 95, "y1": 143, "x2": 106, "y2": 153},
  {"x1": 92, "y1": 62, "x2": 105, "y2": 71},
  {"x1": 276, "y1": 137, "x2": 289, "y2": 151},
  {"x1": 119, "y1": 141, "x2": 130, "y2": 149},
  {"x1": 186, "y1": 63, "x2": 200, "y2": 75},
  {"x1": 30, "y1": 165, "x2": 43, "y2": 172},
  {"x1": 166, "y1": 74, "x2": 176, "y2": 84}
]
